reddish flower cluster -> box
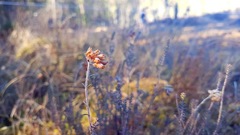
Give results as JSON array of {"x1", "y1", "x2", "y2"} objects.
[{"x1": 85, "y1": 47, "x2": 108, "y2": 69}]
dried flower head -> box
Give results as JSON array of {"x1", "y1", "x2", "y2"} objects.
[
  {"x1": 85, "y1": 47, "x2": 108, "y2": 69},
  {"x1": 208, "y1": 89, "x2": 222, "y2": 102}
]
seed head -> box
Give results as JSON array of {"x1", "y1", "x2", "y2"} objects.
[{"x1": 208, "y1": 89, "x2": 222, "y2": 102}]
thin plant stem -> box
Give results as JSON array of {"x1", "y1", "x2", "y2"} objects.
[
  {"x1": 214, "y1": 64, "x2": 231, "y2": 135},
  {"x1": 208, "y1": 102, "x2": 214, "y2": 111},
  {"x1": 196, "y1": 102, "x2": 214, "y2": 135},
  {"x1": 183, "y1": 95, "x2": 211, "y2": 133},
  {"x1": 84, "y1": 61, "x2": 92, "y2": 134}
]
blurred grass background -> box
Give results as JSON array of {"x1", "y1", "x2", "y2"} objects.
[{"x1": 0, "y1": 0, "x2": 240, "y2": 135}]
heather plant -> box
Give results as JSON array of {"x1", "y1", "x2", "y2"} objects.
[{"x1": 84, "y1": 47, "x2": 108, "y2": 134}]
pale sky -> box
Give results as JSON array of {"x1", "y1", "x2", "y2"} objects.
[
  {"x1": 140, "y1": 0, "x2": 240, "y2": 21},
  {"x1": 186, "y1": 0, "x2": 240, "y2": 15}
]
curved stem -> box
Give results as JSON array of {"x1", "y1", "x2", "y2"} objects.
[{"x1": 194, "y1": 95, "x2": 211, "y2": 113}]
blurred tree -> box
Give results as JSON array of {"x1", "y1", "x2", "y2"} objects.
[
  {"x1": 0, "y1": 0, "x2": 46, "y2": 37},
  {"x1": 78, "y1": 0, "x2": 86, "y2": 26},
  {"x1": 174, "y1": 3, "x2": 178, "y2": 20}
]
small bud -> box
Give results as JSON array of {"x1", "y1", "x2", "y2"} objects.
[
  {"x1": 93, "y1": 63, "x2": 105, "y2": 69},
  {"x1": 97, "y1": 54, "x2": 105, "y2": 60},
  {"x1": 180, "y1": 92, "x2": 186, "y2": 100},
  {"x1": 93, "y1": 58, "x2": 101, "y2": 63}
]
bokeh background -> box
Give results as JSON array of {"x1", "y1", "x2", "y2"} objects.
[{"x1": 1, "y1": 0, "x2": 240, "y2": 135}]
